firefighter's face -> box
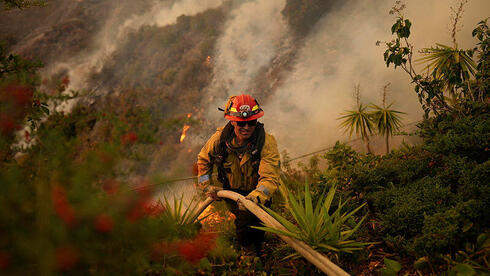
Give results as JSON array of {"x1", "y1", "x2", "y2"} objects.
[{"x1": 231, "y1": 120, "x2": 256, "y2": 141}]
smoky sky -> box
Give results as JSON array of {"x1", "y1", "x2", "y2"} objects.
[
  {"x1": 214, "y1": 0, "x2": 489, "y2": 157},
  {"x1": 3, "y1": 0, "x2": 489, "y2": 159}
]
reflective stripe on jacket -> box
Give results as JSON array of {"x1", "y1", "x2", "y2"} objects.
[{"x1": 197, "y1": 126, "x2": 280, "y2": 202}]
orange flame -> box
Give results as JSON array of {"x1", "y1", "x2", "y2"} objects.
[
  {"x1": 206, "y1": 56, "x2": 211, "y2": 65},
  {"x1": 180, "y1": 125, "x2": 191, "y2": 143},
  {"x1": 198, "y1": 205, "x2": 235, "y2": 229},
  {"x1": 187, "y1": 113, "x2": 192, "y2": 118}
]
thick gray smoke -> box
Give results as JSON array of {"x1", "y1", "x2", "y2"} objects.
[
  {"x1": 204, "y1": 0, "x2": 288, "y2": 123},
  {"x1": 45, "y1": 0, "x2": 225, "y2": 110},
  {"x1": 259, "y1": 0, "x2": 490, "y2": 157}
]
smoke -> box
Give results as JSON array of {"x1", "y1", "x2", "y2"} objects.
[
  {"x1": 203, "y1": 0, "x2": 288, "y2": 123},
  {"x1": 260, "y1": 0, "x2": 490, "y2": 157},
  {"x1": 45, "y1": 0, "x2": 225, "y2": 106}
]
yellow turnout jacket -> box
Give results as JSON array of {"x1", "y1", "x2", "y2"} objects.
[{"x1": 197, "y1": 125, "x2": 281, "y2": 202}]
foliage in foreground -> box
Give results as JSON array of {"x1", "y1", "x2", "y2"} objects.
[
  {"x1": 255, "y1": 182, "x2": 370, "y2": 260},
  {"x1": 0, "y1": 45, "x2": 217, "y2": 275},
  {"x1": 322, "y1": 102, "x2": 489, "y2": 274}
]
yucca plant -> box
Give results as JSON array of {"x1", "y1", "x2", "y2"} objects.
[
  {"x1": 370, "y1": 103, "x2": 404, "y2": 155},
  {"x1": 158, "y1": 194, "x2": 209, "y2": 238},
  {"x1": 338, "y1": 103, "x2": 374, "y2": 154},
  {"x1": 254, "y1": 183, "x2": 370, "y2": 257},
  {"x1": 418, "y1": 43, "x2": 477, "y2": 100}
]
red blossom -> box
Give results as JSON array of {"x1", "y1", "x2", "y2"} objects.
[
  {"x1": 24, "y1": 130, "x2": 31, "y2": 142},
  {"x1": 94, "y1": 214, "x2": 114, "y2": 233},
  {"x1": 151, "y1": 231, "x2": 217, "y2": 262},
  {"x1": 102, "y1": 179, "x2": 119, "y2": 195},
  {"x1": 135, "y1": 179, "x2": 152, "y2": 197},
  {"x1": 121, "y1": 132, "x2": 138, "y2": 144},
  {"x1": 99, "y1": 152, "x2": 113, "y2": 164},
  {"x1": 151, "y1": 241, "x2": 179, "y2": 260},
  {"x1": 429, "y1": 160, "x2": 435, "y2": 167},
  {"x1": 55, "y1": 246, "x2": 79, "y2": 271},
  {"x1": 126, "y1": 195, "x2": 149, "y2": 222},
  {"x1": 126, "y1": 201, "x2": 145, "y2": 222},
  {"x1": 0, "y1": 113, "x2": 20, "y2": 135},
  {"x1": 159, "y1": 141, "x2": 163, "y2": 145},
  {"x1": 0, "y1": 252, "x2": 9, "y2": 270},
  {"x1": 51, "y1": 185, "x2": 77, "y2": 228},
  {"x1": 125, "y1": 179, "x2": 154, "y2": 222},
  {"x1": 8, "y1": 84, "x2": 33, "y2": 108},
  {"x1": 177, "y1": 231, "x2": 217, "y2": 264},
  {"x1": 61, "y1": 76, "x2": 70, "y2": 86},
  {"x1": 143, "y1": 202, "x2": 166, "y2": 217}
]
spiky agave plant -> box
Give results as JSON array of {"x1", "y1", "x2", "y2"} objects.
[
  {"x1": 160, "y1": 194, "x2": 207, "y2": 227},
  {"x1": 254, "y1": 183, "x2": 370, "y2": 257}
]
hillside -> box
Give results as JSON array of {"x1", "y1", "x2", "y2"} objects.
[{"x1": 0, "y1": 0, "x2": 488, "y2": 275}]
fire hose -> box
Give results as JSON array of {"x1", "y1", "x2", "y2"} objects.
[{"x1": 191, "y1": 190, "x2": 350, "y2": 276}]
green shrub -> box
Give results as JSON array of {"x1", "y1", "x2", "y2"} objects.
[
  {"x1": 316, "y1": 102, "x2": 489, "y2": 261},
  {"x1": 418, "y1": 104, "x2": 489, "y2": 163}
]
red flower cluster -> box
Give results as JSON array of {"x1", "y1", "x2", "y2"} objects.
[
  {"x1": 177, "y1": 231, "x2": 217, "y2": 264},
  {"x1": 9, "y1": 84, "x2": 33, "y2": 108},
  {"x1": 0, "y1": 113, "x2": 20, "y2": 135},
  {"x1": 151, "y1": 231, "x2": 217, "y2": 264},
  {"x1": 102, "y1": 179, "x2": 119, "y2": 195},
  {"x1": 143, "y1": 201, "x2": 166, "y2": 217},
  {"x1": 51, "y1": 185, "x2": 77, "y2": 228},
  {"x1": 98, "y1": 151, "x2": 114, "y2": 164},
  {"x1": 94, "y1": 214, "x2": 114, "y2": 233},
  {"x1": 151, "y1": 241, "x2": 179, "y2": 260},
  {"x1": 0, "y1": 84, "x2": 33, "y2": 136},
  {"x1": 55, "y1": 246, "x2": 79, "y2": 271},
  {"x1": 121, "y1": 132, "x2": 138, "y2": 144},
  {"x1": 126, "y1": 181, "x2": 153, "y2": 222},
  {"x1": 24, "y1": 130, "x2": 31, "y2": 143},
  {"x1": 61, "y1": 76, "x2": 70, "y2": 86}
]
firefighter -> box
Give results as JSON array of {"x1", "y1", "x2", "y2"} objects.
[{"x1": 197, "y1": 94, "x2": 281, "y2": 255}]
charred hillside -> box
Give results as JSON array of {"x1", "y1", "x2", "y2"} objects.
[{"x1": 0, "y1": 0, "x2": 346, "y2": 175}]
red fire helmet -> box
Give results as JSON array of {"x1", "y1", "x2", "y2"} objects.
[{"x1": 223, "y1": 94, "x2": 264, "y2": 121}]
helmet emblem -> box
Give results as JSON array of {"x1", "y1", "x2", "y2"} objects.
[
  {"x1": 239, "y1": 105, "x2": 251, "y2": 118},
  {"x1": 240, "y1": 105, "x2": 251, "y2": 112}
]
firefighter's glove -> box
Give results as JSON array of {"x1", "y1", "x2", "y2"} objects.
[
  {"x1": 237, "y1": 199, "x2": 247, "y2": 211},
  {"x1": 204, "y1": 185, "x2": 222, "y2": 201},
  {"x1": 238, "y1": 190, "x2": 266, "y2": 211},
  {"x1": 246, "y1": 190, "x2": 268, "y2": 205}
]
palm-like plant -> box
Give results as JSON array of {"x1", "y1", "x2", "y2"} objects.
[
  {"x1": 253, "y1": 183, "x2": 370, "y2": 258},
  {"x1": 418, "y1": 43, "x2": 477, "y2": 100},
  {"x1": 338, "y1": 103, "x2": 374, "y2": 154},
  {"x1": 418, "y1": 0, "x2": 477, "y2": 103},
  {"x1": 370, "y1": 103, "x2": 404, "y2": 155}
]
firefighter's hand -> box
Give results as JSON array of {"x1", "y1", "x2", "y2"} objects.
[
  {"x1": 237, "y1": 198, "x2": 247, "y2": 211},
  {"x1": 205, "y1": 186, "x2": 222, "y2": 201},
  {"x1": 245, "y1": 193, "x2": 261, "y2": 205}
]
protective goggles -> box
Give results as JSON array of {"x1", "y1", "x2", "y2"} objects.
[{"x1": 236, "y1": 119, "x2": 257, "y2": 127}]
